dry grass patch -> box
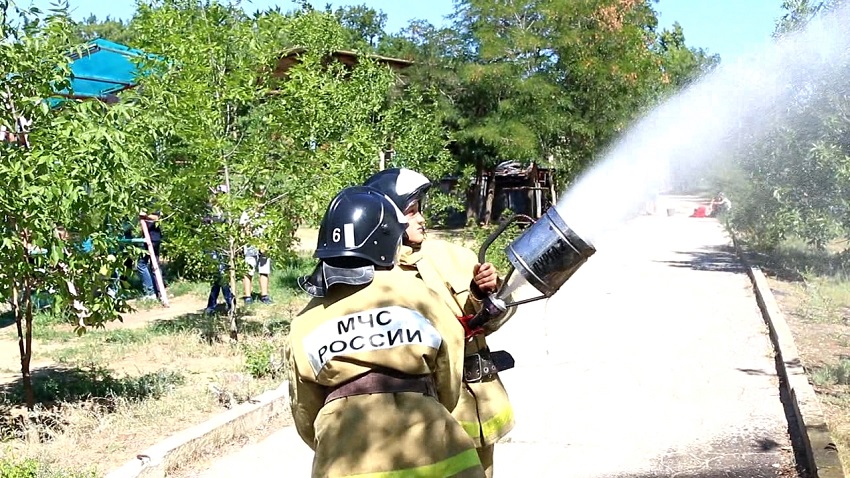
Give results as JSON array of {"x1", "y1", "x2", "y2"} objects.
[
  {"x1": 0, "y1": 296, "x2": 305, "y2": 476},
  {"x1": 0, "y1": 253, "x2": 317, "y2": 475},
  {"x1": 767, "y1": 275, "x2": 850, "y2": 471}
]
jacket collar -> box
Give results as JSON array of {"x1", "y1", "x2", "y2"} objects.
[{"x1": 398, "y1": 243, "x2": 424, "y2": 266}]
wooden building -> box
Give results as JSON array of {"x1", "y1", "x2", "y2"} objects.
[
  {"x1": 438, "y1": 161, "x2": 557, "y2": 227},
  {"x1": 272, "y1": 48, "x2": 414, "y2": 79}
]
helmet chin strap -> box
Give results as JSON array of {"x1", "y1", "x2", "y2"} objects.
[
  {"x1": 297, "y1": 262, "x2": 326, "y2": 298},
  {"x1": 297, "y1": 260, "x2": 377, "y2": 298}
]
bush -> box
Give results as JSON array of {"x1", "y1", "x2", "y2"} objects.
[
  {"x1": 1, "y1": 367, "x2": 185, "y2": 405},
  {"x1": 0, "y1": 459, "x2": 38, "y2": 478},
  {"x1": 0, "y1": 459, "x2": 95, "y2": 478},
  {"x1": 460, "y1": 213, "x2": 527, "y2": 274},
  {"x1": 243, "y1": 341, "x2": 284, "y2": 379},
  {"x1": 812, "y1": 359, "x2": 850, "y2": 387}
]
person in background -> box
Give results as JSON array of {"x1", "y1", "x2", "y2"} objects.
[
  {"x1": 288, "y1": 186, "x2": 483, "y2": 478},
  {"x1": 709, "y1": 192, "x2": 732, "y2": 217},
  {"x1": 240, "y1": 204, "x2": 272, "y2": 305},
  {"x1": 364, "y1": 168, "x2": 514, "y2": 478},
  {"x1": 204, "y1": 185, "x2": 234, "y2": 314},
  {"x1": 136, "y1": 208, "x2": 163, "y2": 300}
]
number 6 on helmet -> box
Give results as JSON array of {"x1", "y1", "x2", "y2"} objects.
[{"x1": 315, "y1": 186, "x2": 407, "y2": 268}]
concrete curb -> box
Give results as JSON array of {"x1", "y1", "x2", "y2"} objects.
[
  {"x1": 104, "y1": 381, "x2": 290, "y2": 478},
  {"x1": 732, "y1": 238, "x2": 845, "y2": 478}
]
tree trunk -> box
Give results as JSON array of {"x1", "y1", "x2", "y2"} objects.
[
  {"x1": 465, "y1": 181, "x2": 478, "y2": 226},
  {"x1": 223, "y1": 164, "x2": 239, "y2": 342},
  {"x1": 15, "y1": 279, "x2": 35, "y2": 409},
  {"x1": 550, "y1": 175, "x2": 557, "y2": 206},
  {"x1": 482, "y1": 172, "x2": 496, "y2": 226},
  {"x1": 466, "y1": 163, "x2": 485, "y2": 225},
  {"x1": 227, "y1": 236, "x2": 239, "y2": 342}
]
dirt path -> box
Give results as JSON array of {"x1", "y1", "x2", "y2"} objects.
[{"x1": 0, "y1": 294, "x2": 207, "y2": 386}]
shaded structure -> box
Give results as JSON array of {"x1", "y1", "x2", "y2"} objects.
[
  {"x1": 271, "y1": 48, "x2": 414, "y2": 78},
  {"x1": 438, "y1": 161, "x2": 557, "y2": 226},
  {"x1": 56, "y1": 38, "x2": 151, "y2": 104}
]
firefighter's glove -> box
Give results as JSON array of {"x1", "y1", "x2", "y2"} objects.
[{"x1": 458, "y1": 314, "x2": 485, "y2": 340}]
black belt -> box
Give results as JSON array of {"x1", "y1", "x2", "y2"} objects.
[
  {"x1": 463, "y1": 349, "x2": 515, "y2": 383},
  {"x1": 324, "y1": 370, "x2": 437, "y2": 405}
]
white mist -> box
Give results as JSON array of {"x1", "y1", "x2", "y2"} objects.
[{"x1": 556, "y1": 3, "x2": 850, "y2": 246}]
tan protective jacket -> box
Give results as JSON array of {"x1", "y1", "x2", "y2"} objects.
[
  {"x1": 287, "y1": 268, "x2": 484, "y2": 478},
  {"x1": 398, "y1": 239, "x2": 515, "y2": 448}
]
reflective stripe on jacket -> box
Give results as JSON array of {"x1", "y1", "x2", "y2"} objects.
[{"x1": 399, "y1": 239, "x2": 515, "y2": 447}]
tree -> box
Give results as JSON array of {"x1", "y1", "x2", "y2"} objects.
[
  {"x1": 129, "y1": 0, "x2": 293, "y2": 339},
  {"x1": 332, "y1": 4, "x2": 387, "y2": 49},
  {"x1": 0, "y1": 2, "x2": 153, "y2": 408},
  {"x1": 774, "y1": 0, "x2": 827, "y2": 35},
  {"x1": 128, "y1": 2, "x2": 453, "y2": 337},
  {"x1": 253, "y1": 8, "x2": 454, "y2": 222},
  {"x1": 655, "y1": 22, "x2": 719, "y2": 90},
  {"x1": 723, "y1": 0, "x2": 850, "y2": 250},
  {"x1": 72, "y1": 14, "x2": 134, "y2": 45},
  {"x1": 434, "y1": 0, "x2": 676, "y2": 222}
]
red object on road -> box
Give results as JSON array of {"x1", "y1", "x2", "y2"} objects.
[{"x1": 691, "y1": 206, "x2": 708, "y2": 218}]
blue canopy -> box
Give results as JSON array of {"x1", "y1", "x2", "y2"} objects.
[{"x1": 56, "y1": 38, "x2": 155, "y2": 103}]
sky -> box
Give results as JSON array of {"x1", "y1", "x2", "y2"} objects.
[{"x1": 26, "y1": 0, "x2": 789, "y2": 62}]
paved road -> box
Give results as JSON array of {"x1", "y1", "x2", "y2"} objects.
[{"x1": 197, "y1": 196, "x2": 797, "y2": 477}]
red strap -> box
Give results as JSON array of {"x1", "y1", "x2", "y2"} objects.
[{"x1": 458, "y1": 315, "x2": 484, "y2": 340}]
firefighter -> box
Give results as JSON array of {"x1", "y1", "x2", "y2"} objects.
[
  {"x1": 364, "y1": 168, "x2": 515, "y2": 477},
  {"x1": 287, "y1": 186, "x2": 484, "y2": 478}
]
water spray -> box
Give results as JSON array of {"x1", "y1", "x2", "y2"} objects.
[{"x1": 466, "y1": 207, "x2": 596, "y2": 330}]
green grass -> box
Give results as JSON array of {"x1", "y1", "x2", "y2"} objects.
[
  {"x1": 744, "y1": 235, "x2": 850, "y2": 282},
  {"x1": 165, "y1": 279, "x2": 211, "y2": 298},
  {"x1": 742, "y1": 236, "x2": 850, "y2": 324},
  {"x1": 0, "y1": 365, "x2": 184, "y2": 406},
  {"x1": 11, "y1": 253, "x2": 313, "y2": 341},
  {"x1": 0, "y1": 458, "x2": 96, "y2": 478},
  {"x1": 812, "y1": 359, "x2": 850, "y2": 387},
  {"x1": 31, "y1": 312, "x2": 78, "y2": 342},
  {"x1": 48, "y1": 327, "x2": 173, "y2": 365},
  {"x1": 0, "y1": 310, "x2": 79, "y2": 342},
  {"x1": 268, "y1": 254, "x2": 315, "y2": 301},
  {"x1": 167, "y1": 253, "x2": 315, "y2": 303},
  {"x1": 798, "y1": 273, "x2": 849, "y2": 324}
]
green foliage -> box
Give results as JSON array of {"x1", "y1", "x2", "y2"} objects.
[
  {"x1": 426, "y1": 189, "x2": 466, "y2": 227},
  {"x1": 1, "y1": 4, "x2": 147, "y2": 329},
  {"x1": 773, "y1": 0, "x2": 845, "y2": 36},
  {"x1": 654, "y1": 22, "x2": 720, "y2": 90},
  {"x1": 127, "y1": 1, "x2": 453, "y2": 289},
  {"x1": 723, "y1": 0, "x2": 850, "y2": 251},
  {"x1": 812, "y1": 358, "x2": 850, "y2": 387},
  {"x1": 384, "y1": 0, "x2": 715, "y2": 225},
  {"x1": 0, "y1": 458, "x2": 96, "y2": 478},
  {"x1": 0, "y1": 459, "x2": 92, "y2": 478},
  {"x1": 1, "y1": 366, "x2": 184, "y2": 404},
  {"x1": 0, "y1": 1, "x2": 158, "y2": 407},
  {"x1": 71, "y1": 14, "x2": 133, "y2": 45},
  {"x1": 243, "y1": 341, "x2": 283, "y2": 379},
  {"x1": 0, "y1": 459, "x2": 38, "y2": 478},
  {"x1": 456, "y1": 215, "x2": 526, "y2": 274},
  {"x1": 331, "y1": 4, "x2": 387, "y2": 49}
]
